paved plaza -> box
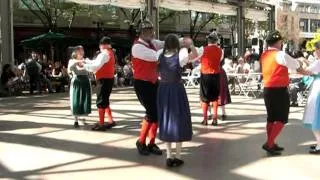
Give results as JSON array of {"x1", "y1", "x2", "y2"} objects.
[{"x1": 0, "y1": 88, "x2": 319, "y2": 180}]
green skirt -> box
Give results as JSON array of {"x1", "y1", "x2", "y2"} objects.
[{"x1": 70, "y1": 75, "x2": 92, "y2": 116}]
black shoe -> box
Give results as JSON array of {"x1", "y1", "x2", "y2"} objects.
[
  {"x1": 166, "y1": 158, "x2": 174, "y2": 167},
  {"x1": 147, "y1": 144, "x2": 162, "y2": 155},
  {"x1": 262, "y1": 144, "x2": 282, "y2": 156},
  {"x1": 104, "y1": 121, "x2": 116, "y2": 129},
  {"x1": 91, "y1": 123, "x2": 106, "y2": 131},
  {"x1": 136, "y1": 140, "x2": 149, "y2": 156},
  {"x1": 74, "y1": 122, "x2": 80, "y2": 128},
  {"x1": 221, "y1": 115, "x2": 227, "y2": 121},
  {"x1": 212, "y1": 119, "x2": 218, "y2": 126},
  {"x1": 274, "y1": 144, "x2": 284, "y2": 151},
  {"x1": 290, "y1": 102, "x2": 299, "y2": 107},
  {"x1": 309, "y1": 148, "x2": 320, "y2": 154},
  {"x1": 201, "y1": 120, "x2": 208, "y2": 126},
  {"x1": 173, "y1": 158, "x2": 184, "y2": 167},
  {"x1": 310, "y1": 145, "x2": 317, "y2": 150}
]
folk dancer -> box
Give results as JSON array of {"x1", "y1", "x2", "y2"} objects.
[
  {"x1": 68, "y1": 46, "x2": 92, "y2": 128},
  {"x1": 261, "y1": 30, "x2": 310, "y2": 155},
  {"x1": 132, "y1": 20, "x2": 164, "y2": 155},
  {"x1": 81, "y1": 37, "x2": 116, "y2": 131}
]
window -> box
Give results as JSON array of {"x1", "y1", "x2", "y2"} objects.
[
  {"x1": 300, "y1": 19, "x2": 309, "y2": 32},
  {"x1": 310, "y1": 19, "x2": 320, "y2": 32}
]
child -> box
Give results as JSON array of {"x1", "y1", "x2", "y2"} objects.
[
  {"x1": 157, "y1": 34, "x2": 198, "y2": 167},
  {"x1": 68, "y1": 46, "x2": 92, "y2": 128},
  {"x1": 303, "y1": 41, "x2": 320, "y2": 154}
]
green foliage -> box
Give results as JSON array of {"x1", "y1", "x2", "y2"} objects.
[
  {"x1": 19, "y1": 0, "x2": 90, "y2": 31},
  {"x1": 306, "y1": 29, "x2": 320, "y2": 51}
]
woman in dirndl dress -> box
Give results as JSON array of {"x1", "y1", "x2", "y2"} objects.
[
  {"x1": 303, "y1": 43, "x2": 320, "y2": 154},
  {"x1": 157, "y1": 34, "x2": 198, "y2": 167},
  {"x1": 218, "y1": 61, "x2": 232, "y2": 120},
  {"x1": 68, "y1": 46, "x2": 92, "y2": 128}
]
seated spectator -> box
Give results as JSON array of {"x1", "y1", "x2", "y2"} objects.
[
  {"x1": 39, "y1": 59, "x2": 53, "y2": 93},
  {"x1": 236, "y1": 57, "x2": 251, "y2": 74},
  {"x1": 223, "y1": 58, "x2": 235, "y2": 73},
  {"x1": 289, "y1": 76, "x2": 313, "y2": 107},
  {"x1": 51, "y1": 62, "x2": 68, "y2": 92},
  {"x1": 1, "y1": 64, "x2": 23, "y2": 96},
  {"x1": 123, "y1": 60, "x2": 133, "y2": 86},
  {"x1": 114, "y1": 64, "x2": 124, "y2": 87}
]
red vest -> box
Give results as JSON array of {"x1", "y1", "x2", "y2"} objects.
[
  {"x1": 132, "y1": 40, "x2": 158, "y2": 84},
  {"x1": 95, "y1": 49, "x2": 115, "y2": 80},
  {"x1": 261, "y1": 49, "x2": 289, "y2": 87},
  {"x1": 201, "y1": 45, "x2": 222, "y2": 74}
]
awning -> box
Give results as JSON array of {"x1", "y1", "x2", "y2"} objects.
[
  {"x1": 159, "y1": 0, "x2": 237, "y2": 16},
  {"x1": 66, "y1": 0, "x2": 145, "y2": 9},
  {"x1": 66, "y1": 0, "x2": 268, "y2": 20},
  {"x1": 245, "y1": 9, "x2": 269, "y2": 21}
]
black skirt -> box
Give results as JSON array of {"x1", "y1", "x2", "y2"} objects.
[
  {"x1": 134, "y1": 79, "x2": 158, "y2": 122},
  {"x1": 200, "y1": 73, "x2": 220, "y2": 103},
  {"x1": 96, "y1": 78, "x2": 114, "y2": 108},
  {"x1": 263, "y1": 87, "x2": 290, "y2": 124}
]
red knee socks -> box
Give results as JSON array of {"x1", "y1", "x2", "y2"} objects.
[
  {"x1": 212, "y1": 101, "x2": 218, "y2": 119},
  {"x1": 266, "y1": 122, "x2": 273, "y2": 138},
  {"x1": 267, "y1": 121, "x2": 284, "y2": 148},
  {"x1": 98, "y1": 108, "x2": 105, "y2": 125},
  {"x1": 105, "y1": 106, "x2": 114, "y2": 123},
  {"x1": 202, "y1": 102, "x2": 209, "y2": 121},
  {"x1": 149, "y1": 123, "x2": 158, "y2": 145},
  {"x1": 139, "y1": 120, "x2": 151, "y2": 144}
]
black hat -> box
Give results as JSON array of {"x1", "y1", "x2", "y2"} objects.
[
  {"x1": 266, "y1": 30, "x2": 283, "y2": 45},
  {"x1": 139, "y1": 19, "x2": 154, "y2": 30},
  {"x1": 99, "y1": 36, "x2": 112, "y2": 45},
  {"x1": 206, "y1": 31, "x2": 219, "y2": 42}
]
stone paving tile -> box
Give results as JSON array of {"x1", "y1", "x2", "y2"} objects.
[{"x1": 0, "y1": 87, "x2": 319, "y2": 180}]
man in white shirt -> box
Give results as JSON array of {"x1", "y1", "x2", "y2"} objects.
[{"x1": 132, "y1": 20, "x2": 164, "y2": 156}]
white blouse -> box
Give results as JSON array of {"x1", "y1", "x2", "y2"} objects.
[{"x1": 156, "y1": 48, "x2": 189, "y2": 67}]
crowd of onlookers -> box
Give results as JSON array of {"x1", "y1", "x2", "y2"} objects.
[
  {"x1": 1, "y1": 47, "x2": 316, "y2": 102},
  {"x1": 0, "y1": 51, "x2": 134, "y2": 97}
]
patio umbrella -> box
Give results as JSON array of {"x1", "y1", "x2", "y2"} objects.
[{"x1": 21, "y1": 31, "x2": 66, "y2": 61}]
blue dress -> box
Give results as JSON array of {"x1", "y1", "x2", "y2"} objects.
[
  {"x1": 303, "y1": 74, "x2": 320, "y2": 130},
  {"x1": 157, "y1": 53, "x2": 193, "y2": 142}
]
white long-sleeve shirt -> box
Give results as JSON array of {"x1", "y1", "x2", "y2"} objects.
[
  {"x1": 268, "y1": 47, "x2": 300, "y2": 70},
  {"x1": 84, "y1": 50, "x2": 109, "y2": 73},
  {"x1": 131, "y1": 38, "x2": 164, "y2": 62},
  {"x1": 192, "y1": 45, "x2": 224, "y2": 62},
  {"x1": 156, "y1": 48, "x2": 190, "y2": 67}
]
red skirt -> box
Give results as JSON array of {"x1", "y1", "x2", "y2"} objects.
[{"x1": 219, "y1": 69, "x2": 231, "y2": 106}]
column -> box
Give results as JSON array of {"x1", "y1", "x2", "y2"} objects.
[
  {"x1": 237, "y1": 0, "x2": 245, "y2": 56},
  {"x1": 0, "y1": 0, "x2": 14, "y2": 71},
  {"x1": 268, "y1": 5, "x2": 276, "y2": 31},
  {"x1": 147, "y1": 0, "x2": 159, "y2": 38}
]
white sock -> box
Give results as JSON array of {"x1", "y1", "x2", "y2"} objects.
[
  {"x1": 313, "y1": 131, "x2": 320, "y2": 150},
  {"x1": 74, "y1": 116, "x2": 78, "y2": 123},
  {"x1": 176, "y1": 142, "x2": 182, "y2": 159},
  {"x1": 221, "y1": 106, "x2": 226, "y2": 115},
  {"x1": 166, "y1": 142, "x2": 173, "y2": 159}
]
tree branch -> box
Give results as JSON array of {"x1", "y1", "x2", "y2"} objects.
[
  {"x1": 132, "y1": 9, "x2": 140, "y2": 23},
  {"x1": 159, "y1": 11, "x2": 176, "y2": 24},
  {"x1": 20, "y1": 0, "x2": 48, "y2": 27},
  {"x1": 190, "y1": 12, "x2": 200, "y2": 39},
  {"x1": 119, "y1": 8, "x2": 129, "y2": 22}
]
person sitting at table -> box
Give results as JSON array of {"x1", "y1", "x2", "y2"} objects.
[
  {"x1": 1, "y1": 64, "x2": 23, "y2": 96},
  {"x1": 52, "y1": 62, "x2": 68, "y2": 92},
  {"x1": 289, "y1": 76, "x2": 313, "y2": 107},
  {"x1": 223, "y1": 57, "x2": 235, "y2": 74},
  {"x1": 236, "y1": 57, "x2": 251, "y2": 74}
]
